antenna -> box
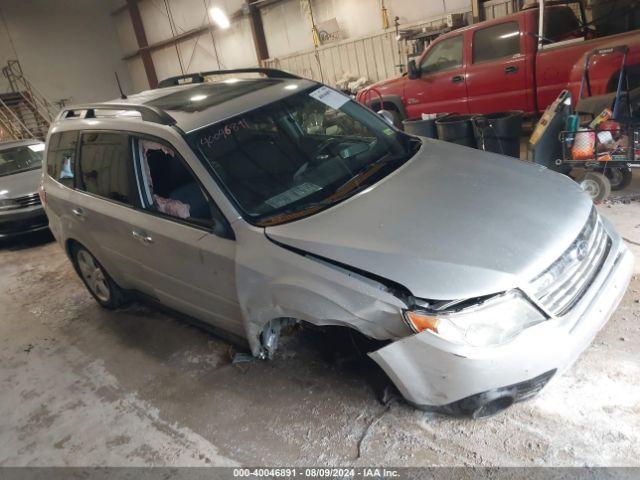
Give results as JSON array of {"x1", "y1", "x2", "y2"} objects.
[{"x1": 114, "y1": 72, "x2": 127, "y2": 99}]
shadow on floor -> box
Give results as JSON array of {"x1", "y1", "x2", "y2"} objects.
[{"x1": 0, "y1": 228, "x2": 54, "y2": 251}]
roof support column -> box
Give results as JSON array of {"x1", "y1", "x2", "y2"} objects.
[
  {"x1": 248, "y1": 1, "x2": 269, "y2": 64},
  {"x1": 127, "y1": 0, "x2": 158, "y2": 88},
  {"x1": 471, "y1": 0, "x2": 484, "y2": 23}
]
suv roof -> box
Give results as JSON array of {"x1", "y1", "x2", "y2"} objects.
[{"x1": 56, "y1": 74, "x2": 318, "y2": 134}]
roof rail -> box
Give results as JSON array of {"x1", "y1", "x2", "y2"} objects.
[
  {"x1": 58, "y1": 103, "x2": 176, "y2": 125},
  {"x1": 157, "y1": 68, "x2": 300, "y2": 89}
]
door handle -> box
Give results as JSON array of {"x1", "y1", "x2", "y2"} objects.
[
  {"x1": 504, "y1": 66, "x2": 519, "y2": 74},
  {"x1": 451, "y1": 75, "x2": 464, "y2": 83},
  {"x1": 132, "y1": 230, "x2": 154, "y2": 245},
  {"x1": 71, "y1": 207, "x2": 85, "y2": 218}
]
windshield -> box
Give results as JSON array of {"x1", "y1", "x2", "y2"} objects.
[
  {"x1": 0, "y1": 144, "x2": 44, "y2": 177},
  {"x1": 189, "y1": 86, "x2": 419, "y2": 225}
]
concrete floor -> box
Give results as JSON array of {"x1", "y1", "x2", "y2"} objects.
[{"x1": 1, "y1": 195, "x2": 639, "y2": 466}]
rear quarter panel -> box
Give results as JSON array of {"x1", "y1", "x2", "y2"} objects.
[{"x1": 536, "y1": 30, "x2": 640, "y2": 110}]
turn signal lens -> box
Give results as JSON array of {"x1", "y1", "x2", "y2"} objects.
[
  {"x1": 404, "y1": 310, "x2": 439, "y2": 333},
  {"x1": 403, "y1": 291, "x2": 547, "y2": 347}
]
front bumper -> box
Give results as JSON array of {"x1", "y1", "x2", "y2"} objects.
[
  {"x1": 0, "y1": 205, "x2": 49, "y2": 238},
  {"x1": 369, "y1": 227, "x2": 634, "y2": 411}
]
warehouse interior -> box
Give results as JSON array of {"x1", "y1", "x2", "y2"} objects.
[{"x1": 1, "y1": 0, "x2": 639, "y2": 470}]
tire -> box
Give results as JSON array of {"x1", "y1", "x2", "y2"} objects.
[
  {"x1": 71, "y1": 244, "x2": 128, "y2": 309},
  {"x1": 603, "y1": 166, "x2": 632, "y2": 191},
  {"x1": 577, "y1": 171, "x2": 611, "y2": 203}
]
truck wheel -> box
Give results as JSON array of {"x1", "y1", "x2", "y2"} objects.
[
  {"x1": 71, "y1": 244, "x2": 128, "y2": 309},
  {"x1": 577, "y1": 171, "x2": 611, "y2": 203},
  {"x1": 604, "y1": 167, "x2": 632, "y2": 191}
]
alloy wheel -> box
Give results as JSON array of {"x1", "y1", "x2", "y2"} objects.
[{"x1": 76, "y1": 250, "x2": 111, "y2": 303}]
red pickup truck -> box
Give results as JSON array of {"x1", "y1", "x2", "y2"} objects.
[{"x1": 356, "y1": 2, "x2": 640, "y2": 121}]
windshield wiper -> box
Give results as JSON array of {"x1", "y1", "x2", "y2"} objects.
[{"x1": 257, "y1": 155, "x2": 408, "y2": 226}]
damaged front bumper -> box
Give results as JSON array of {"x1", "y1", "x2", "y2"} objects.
[{"x1": 369, "y1": 237, "x2": 634, "y2": 415}]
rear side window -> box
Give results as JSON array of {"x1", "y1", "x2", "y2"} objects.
[
  {"x1": 46, "y1": 131, "x2": 77, "y2": 188},
  {"x1": 78, "y1": 132, "x2": 136, "y2": 205},
  {"x1": 473, "y1": 22, "x2": 520, "y2": 63},
  {"x1": 544, "y1": 7, "x2": 580, "y2": 43}
]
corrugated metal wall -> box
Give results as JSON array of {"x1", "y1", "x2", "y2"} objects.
[{"x1": 264, "y1": 28, "x2": 405, "y2": 85}]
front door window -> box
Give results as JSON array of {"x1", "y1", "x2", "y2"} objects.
[{"x1": 420, "y1": 36, "x2": 463, "y2": 75}]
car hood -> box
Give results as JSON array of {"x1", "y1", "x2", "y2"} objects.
[
  {"x1": 365, "y1": 75, "x2": 407, "y2": 96},
  {"x1": 266, "y1": 139, "x2": 593, "y2": 300},
  {"x1": 0, "y1": 168, "x2": 41, "y2": 199}
]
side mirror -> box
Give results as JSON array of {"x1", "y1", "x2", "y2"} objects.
[
  {"x1": 377, "y1": 110, "x2": 395, "y2": 126},
  {"x1": 407, "y1": 59, "x2": 421, "y2": 80}
]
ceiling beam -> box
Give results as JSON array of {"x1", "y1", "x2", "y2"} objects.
[{"x1": 121, "y1": 9, "x2": 244, "y2": 61}]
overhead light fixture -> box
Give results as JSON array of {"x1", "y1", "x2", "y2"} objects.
[
  {"x1": 190, "y1": 94, "x2": 208, "y2": 101},
  {"x1": 209, "y1": 6, "x2": 230, "y2": 29}
]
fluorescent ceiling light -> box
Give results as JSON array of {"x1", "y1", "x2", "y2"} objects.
[
  {"x1": 284, "y1": 84, "x2": 298, "y2": 90},
  {"x1": 28, "y1": 143, "x2": 45, "y2": 152},
  {"x1": 0, "y1": 190, "x2": 8, "y2": 196},
  {"x1": 190, "y1": 94, "x2": 208, "y2": 101},
  {"x1": 209, "y1": 6, "x2": 230, "y2": 29}
]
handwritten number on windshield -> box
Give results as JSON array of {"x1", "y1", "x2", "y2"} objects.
[{"x1": 200, "y1": 118, "x2": 250, "y2": 148}]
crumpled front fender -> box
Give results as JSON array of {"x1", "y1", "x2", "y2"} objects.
[{"x1": 234, "y1": 225, "x2": 410, "y2": 355}]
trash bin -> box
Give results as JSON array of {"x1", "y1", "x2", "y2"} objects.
[
  {"x1": 435, "y1": 115, "x2": 476, "y2": 148},
  {"x1": 472, "y1": 111, "x2": 523, "y2": 158},
  {"x1": 402, "y1": 118, "x2": 439, "y2": 138}
]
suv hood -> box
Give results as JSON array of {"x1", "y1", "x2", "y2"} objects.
[
  {"x1": 0, "y1": 168, "x2": 42, "y2": 199},
  {"x1": 266, "y1": 139, "x2": 593, "y2": 300}
]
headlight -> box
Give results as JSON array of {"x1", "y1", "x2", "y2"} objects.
[{"x1": 403, "y1": 291, "x2": 546, "y2": 347}]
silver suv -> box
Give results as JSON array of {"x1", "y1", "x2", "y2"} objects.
[{"x1": 42, "y1": 69, "x2": 633, "y2": 417}]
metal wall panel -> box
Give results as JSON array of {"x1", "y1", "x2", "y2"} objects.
[{"x1": 482, "y1": 0, "x2": 518, "y2": 20}]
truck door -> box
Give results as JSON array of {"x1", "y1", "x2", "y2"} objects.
[
  {"x1": 466, "y1": 20, "x2": 533, "y2": 114},
  {"x1": 404, "y1": 34, "x2": 469, "y2": 117}
]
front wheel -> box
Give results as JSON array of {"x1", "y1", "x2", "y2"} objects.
[
  {"x1": 603, "y1": 166, "x2": 632, "y2": 191},
  {"x1": 72, "y1": 244, "x2": 128, "y2": 309},
  {"x1": 577, "y1": 171, "x2": 611, "y2": 203}
]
